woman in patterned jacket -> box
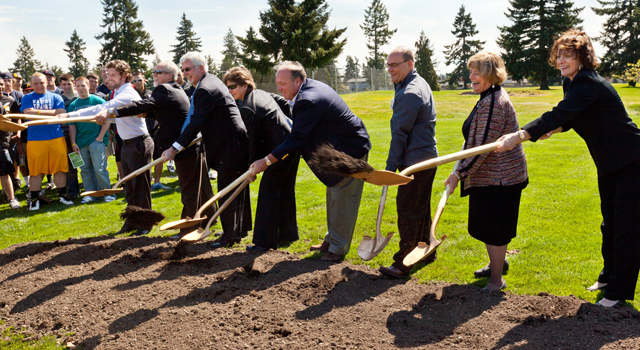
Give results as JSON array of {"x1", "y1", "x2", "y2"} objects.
[{"x1": 445, "y1": 51, "x2": 528, "y2": 291}]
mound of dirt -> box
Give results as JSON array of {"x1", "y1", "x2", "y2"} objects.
[{"x1": 1, "y1": 237, "x2": 639, "y2": 349}]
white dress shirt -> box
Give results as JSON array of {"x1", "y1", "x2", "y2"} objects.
[{"x1": 68, "y1": 82, "x2": 148, "y2": 140}]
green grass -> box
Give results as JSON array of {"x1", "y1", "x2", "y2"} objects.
[
  {"x1": 0, "y1": 321, "x2": 68, "y2": 349},
  {"x1": 1, "y1": 84, "x2": 640, "y2": 326}
]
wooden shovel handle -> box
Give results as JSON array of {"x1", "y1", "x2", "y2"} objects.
[
  {"x1": 193, "y1": 168, "x2": 253, "y2": 218},
  {"x1": 203, "y1": 179, "x2": 251, "y2": 231},
  {"x1": 4, "y1": 114, "x2": 58, "y2": 120},
  {"x1": 112, "y1": 136, "x2": 203, "y2": 189},
  {"x1": 400, "y1": 141, "x2": 501, "y2": 177}
]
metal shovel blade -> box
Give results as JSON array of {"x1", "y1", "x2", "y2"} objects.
[
  {"x1": 0, "y1": 118, "x2": 27, "y2": 132},
  {"x1": 159, "y1": 216, "x2": 208, "y2": 231},
  {"x1": 358, "y1": 186, "x2": 394, "y2": 260},
  {"x1": 351, "y1": 170, "x2": 413, "y2": 186},
  {"x1": 402, "y1": 236, "x2": 447, "y2": 266}
]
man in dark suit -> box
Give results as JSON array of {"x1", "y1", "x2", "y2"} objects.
[
  {"x1": 251, "y1": 61, "x2": 371, "y2": 261},
  {"x1": 162, "y1": 52, "x2": 250, "y2": 248},
  {"x1": 96, "y1": 61, "x2": 217, "y2": 238}
]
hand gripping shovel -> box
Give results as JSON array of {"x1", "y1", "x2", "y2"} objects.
[
  {"x1": 160, "y1": 168, "x2": 253, "y2": 231},
  {"x1": 0, "y1": 115, "x2": 106, "y2": 132},
  {"x1": 180, "y1": 175, "x2": 252, "y2": 242},
  {"x1": 81, "y1": 136, "x2": 202, "y2": 197},
  {"x1": 357, "y1": 141, "x2": 501, "y2": 261}
]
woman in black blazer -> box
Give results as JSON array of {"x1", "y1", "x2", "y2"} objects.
[
  {"x1": 223, "y1": 67, "x2": 300, "y2": 253},
  {"x1": 498, "y1": 29, "x2": 640, "y2": 307}
]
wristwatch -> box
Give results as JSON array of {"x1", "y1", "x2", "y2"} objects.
[
  {"x1": 264, "y1": 156, "x2": 272, "y2": 167},
  {"x1": 171, "y1": 145, "x2": 179, "y2": 152},
  {"x1": 518, "y1": 130, "x2": 526, "y2": 140}
]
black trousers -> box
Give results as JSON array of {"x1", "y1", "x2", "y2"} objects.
[
  {"x1": 64, "y1": 135, "x2": 79, "y2": 196},
  {"x1": 175, "y1": 152, "x2": 217, "y2": 235},
  {"x1": 597, "y1": 159, "x2": 640, "y2": 301},
  {"x1": 392, "y1": 167, "x2": 437, "y2": 269},
  {"x1": 252, "y1": 152, "x2": 300, "y2": 249},
  {"x1": 212, "y1": 149, "x2": 251, "y2": 240},
  {"x1": 121, "y1": 136, "x2": 153, "y2": 210}
]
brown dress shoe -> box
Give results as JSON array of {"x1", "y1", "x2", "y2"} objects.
[
  {"x1": 320, "y1": 252, "x2": 342, "y2": 262},
  {"x1": 379, "y1": 265, "x2": 410, "y2": 278},
  {"x1": 310, "y1": 241, "x2": 330, "y2": 252}
]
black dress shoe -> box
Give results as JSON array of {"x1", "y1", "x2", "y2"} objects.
[
  {"x1": 379, "y1": 265, "x2": 410, "y2": 278},
  {"x1": 211, "y1": 238, "x2": 240, "y2": 249},
  {"x1": 474, "y1": 259, "x2": 509, "y2": 278},
  {"x1": 115, "y1": 224, "x2": 135, "y2": 235},
  {"x1": 246, "y1": 245, "x2": 269, "y2": 253},
  {"x1": 133, "y1": 229, "x2": 150, "y2": 236}
]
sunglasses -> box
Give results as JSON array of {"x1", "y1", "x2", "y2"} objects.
[
  {"x1": 386, "y1": 60, "x2": 409, "y2": 68},
  {"x1": 181, "y1": 66, "x2": 195, "y2": 73},
  {"x1": 227, "y1": 84, "x2": 238, "y2": 90},
  {"x1": 131, "y1": 79, "x2": 144, "y2": 83},
  {"x1": 152, "y1": 70, "x2": 166, "y2": 75}
]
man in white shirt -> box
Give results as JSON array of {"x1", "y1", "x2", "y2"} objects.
[{"x1": 59, "y1": 60, "x2": 153, "y2": 235}]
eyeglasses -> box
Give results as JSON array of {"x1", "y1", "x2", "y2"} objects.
[
  {"x1": 386, "y1": 60, "x2": 409, "y2": 68},
  {"x1": 131, "y1": 79, "x2": 144, "y2": 83},
  {"x1": 181, "y1": 66, "x2": 195, "y2": 73},
  {"x1": 152, "y1": 70, "x2": 166, "y2": 75},
  {"x1": 227, "y1": 84, "x2": 238, "y2": 90}
]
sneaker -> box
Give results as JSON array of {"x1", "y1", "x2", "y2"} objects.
[
  {"x1": 167, "y1": 161, "x2": 175, "y2": 173},
  {"x1": 9, "y1": 198, "x2": 21, "y2": 209},
  {"x1": 151, "y1": 183, "x2": 171, "y2": 191},
  {"x1": 81, "y1": 196, "x2": 94, "y2": 204},
  {"x1": 29, "y1": 199, "x2": 40, "y2": 211},
  {"x1": 59, "y1": 197, "x2": 74, "y2": 205},
  {"x1": 209, "y1": 170, "x2": 217, "y2": 180},
  {"x1": 39, "y1": 189, "x2": 45, "y2": 197},
  {"x1": 104, "y1": 195, "x2": 116, "y2": 202},
  {"x1": 44, "y1": 182, "x2": 56, "y2": 191}
]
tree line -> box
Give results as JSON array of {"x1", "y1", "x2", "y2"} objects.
[{"x1": 9, "y1": 0, "x2": 640, "y2": 90}]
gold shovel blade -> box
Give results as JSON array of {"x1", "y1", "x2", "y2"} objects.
[
  {"x1": 81, "y1": 188, "x2": 123, "y2": 197},
  {"x1": 351, "y1": 170, "x2": 413, "y2": 186},
  {"x1": 180, "y1": 228, "x2": 210, "y2": 242},
  {"x1": 357, "y1": 232, "x2": 395, "y2": 261},
  {"x1": 0, "y1": 119, "x2": 27, "y2": 132},
  {"x1": 159, "y1": 216, "x2": 208, "y2": 231},
  {"x1": 402, "y1": 236, "x2": 447, "y2": 266}
]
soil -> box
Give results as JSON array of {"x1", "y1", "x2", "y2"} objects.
[{"x1": 1, "y1": 236, "x2": 640, "y2": 349}]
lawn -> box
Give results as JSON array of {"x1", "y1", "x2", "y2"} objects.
[{"x1": 1, "y1": 81, "x2": 639, "y2": 339}]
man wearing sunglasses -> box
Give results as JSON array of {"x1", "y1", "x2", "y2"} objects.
[
  {"x1": 162, "y1": 52, "x2": 250, "y2": 249},
  {"x1": 97, "y1": 61, "x2": 217, "y2": 239}
]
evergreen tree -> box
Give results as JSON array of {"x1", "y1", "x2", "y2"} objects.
[
  {"x1": 344, "y1": 56, "x2": 359, "y2": 84},
  {"x1": 498, "y1": 0, "x2": 583, "y2": 90},
  {"x1": 12, "y1": 36, "x2": 42, "y2": 79},
  {"x1": 221, "y1": 28, "x2": 241, "y2": 67},
  {"x1": 414, "y1": 31, "x2": 440, "y2": 91},
  {"x1": 593, "y1": 0, "x2": 640, "y2": 83},
  {"x1": 237, "y1": 26, "x2": 273, "y2": 77},
  {"x1": 236, "y1": 0, "x2": 347, "y2": 75},
  {"x1": 95, "y1": 0, "x2": 156, "y2": 72},
  {"x1": 64, "y1": 30, "x2": 91, "y2": 78},
  {"x1": 205, "y1": 55, "x2": 219, "y2": 76},
  {"x1": 151, "y1": 53, "x2": 162, "y2": 68},
  {"x1": 360, "y1": 0, "x2": 397, "y2": 69},
  {"x1": 169, "y1": 13, "x2": 202, "y2": 64},
  {"x1": 443, "y1": 5, "x2": 485, "y2": 89}
]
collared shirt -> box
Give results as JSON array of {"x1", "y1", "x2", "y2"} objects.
[
  {"x1": 172, "y1": 80, "x2": 201, "y2": 151},
  {"x1": 69, "y1": 82, "x2": 148, "y2": 140},
  {"x1": 288, "y1": 80, "x2": 307, "y2": 114}
]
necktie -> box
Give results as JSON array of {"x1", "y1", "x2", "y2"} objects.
[{"x1": 181, "y1": 93, "x2": 194, "y2": 132}]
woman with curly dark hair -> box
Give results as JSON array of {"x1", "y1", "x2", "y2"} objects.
[{"x1": 498, "y1": 29, "x2": 640, "y2": 307}]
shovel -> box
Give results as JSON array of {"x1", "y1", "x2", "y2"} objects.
[
  {"x1": 159, "y1": 168, "x2": 253, "y2": 231},
  {"x1": 357, "y1": 141, "x2": 501, "y2": 261},
  {"x1": 180, "y1": 177, "x2": 251, "y2": 242},
  {"x1": 4, "y1": 114, "x2": 59, "y2": 120},
  {"x1": 0, "y1": 115, "x2": 105, "y2": 132},
  {"x1": 81, "y1": 136, "x2": 202, "y2": 197},
  {"x1": 402, "y1": 157, "x2": 463, "y2": 266}
]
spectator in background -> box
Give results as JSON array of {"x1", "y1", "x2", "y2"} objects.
[
  {"x1": 96, "y1": 67, "x2": 111, "y2": 96},
  {"x1": 0, "y1": 105, "x2": 20, "y2": 209},
  {"x1": 2, "y1": 72, "x2": 24, "y2": 103},
  {"x1": 68, "y1": 77, "x2": 113, "y2": 204},
  {"x1": 0, "y1": 79, "x2": 25, "y2": 190},
  {"x1": 12, "y1": 73, "x2": 23, "y2": 94},
  {"x1": 58, "y1": 73, "x2": 80, "y2": 199},
  {"x1": 20, "y1": 73, "x2": 73, "y2": 210},
  {"x1": 42, "y1": 70, "x2": 62, "y2": 95},
  {"x1": 87, "y1": 72, "x2": 106, "y2": 99}
]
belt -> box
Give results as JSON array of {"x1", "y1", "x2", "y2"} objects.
[{"x1": 122, "y1": 134, "x2": 149, "y2": 145}]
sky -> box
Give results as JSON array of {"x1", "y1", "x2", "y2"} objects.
[{"x1": 0, "y1": 0, "x2": 606, "y2": 76}]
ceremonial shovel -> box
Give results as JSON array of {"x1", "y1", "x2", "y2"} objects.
[
  {"x1": 160, "y1": 168, "x2": 253, "y2": 231},
  {"x1": 357, "y1": 141, "x2": 502, "y2": 261},
  {"x1": 4, "y1": 113, "x2": 59, "y2": 120},
  {"x1": 180, "y1": 175, "x2": 252, "y2": 242},
  {"x1": 81, "y1": 136, "x2": 202, "y2": 197},
  {"x1": 0, "y1": 115, "x2": 105, "y2": 132}
]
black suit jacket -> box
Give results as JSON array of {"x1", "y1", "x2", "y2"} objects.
[
  {"x1": 115, "y1": 82, "x2": 198, "y2": 160},
  {"x1": 270, "y1": 79, "x2": 371, "y2": 187},
  {"x1": 524, "y1": 69, "x2": 640, "y2": 175},
  {"x1": 175, "y1": 73, "x2": 248, "y2": 169},
  {"x1": 238, "y1": 89, "x2": 292, "y2": 163}
]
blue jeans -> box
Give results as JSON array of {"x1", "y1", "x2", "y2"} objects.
[{"x1": 79, "y1": 140, "x2": 111, "y2": 193}]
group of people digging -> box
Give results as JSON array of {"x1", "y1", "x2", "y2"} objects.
[{"x1": 4, "y1": 28, "x2": 640, "y2": 308}]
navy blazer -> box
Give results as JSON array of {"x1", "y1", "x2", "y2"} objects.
[
  {"x1": 174, "y1": 73, "x2": 248, "y2": 169},
  {"x1": 524, "y1": 70, "x2": 640, "y2": 175},
  {"x1": 270, "y1": 79, "x2": 371, "y2": 187},
  {"x1": 115, "y1": 82, "x2": 198, "y2": 160}
]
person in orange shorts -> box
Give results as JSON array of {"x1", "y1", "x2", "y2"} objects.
[{"x1": 20, "y1": 73, "x2": 73, "y2": 210}]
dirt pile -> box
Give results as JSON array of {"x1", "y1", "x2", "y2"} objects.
[{"x1": 1, "y1": 236, "x2": 639, "y2": 349}]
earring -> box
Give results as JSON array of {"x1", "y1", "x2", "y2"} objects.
[
  {"x1": 579, "y1": 64, "x2": 583, "y2": 70},
  {"x1": 492, "y1": 84, "x2": 495, "y2": 88}
]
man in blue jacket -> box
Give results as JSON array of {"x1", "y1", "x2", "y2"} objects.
[{"x1": 251, "y1": 61, "x2": 371, "y2": 261}]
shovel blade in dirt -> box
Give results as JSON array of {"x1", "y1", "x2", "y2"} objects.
[{"x1": 402, "y1": 237, "x2": 447, "y2": 266}]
